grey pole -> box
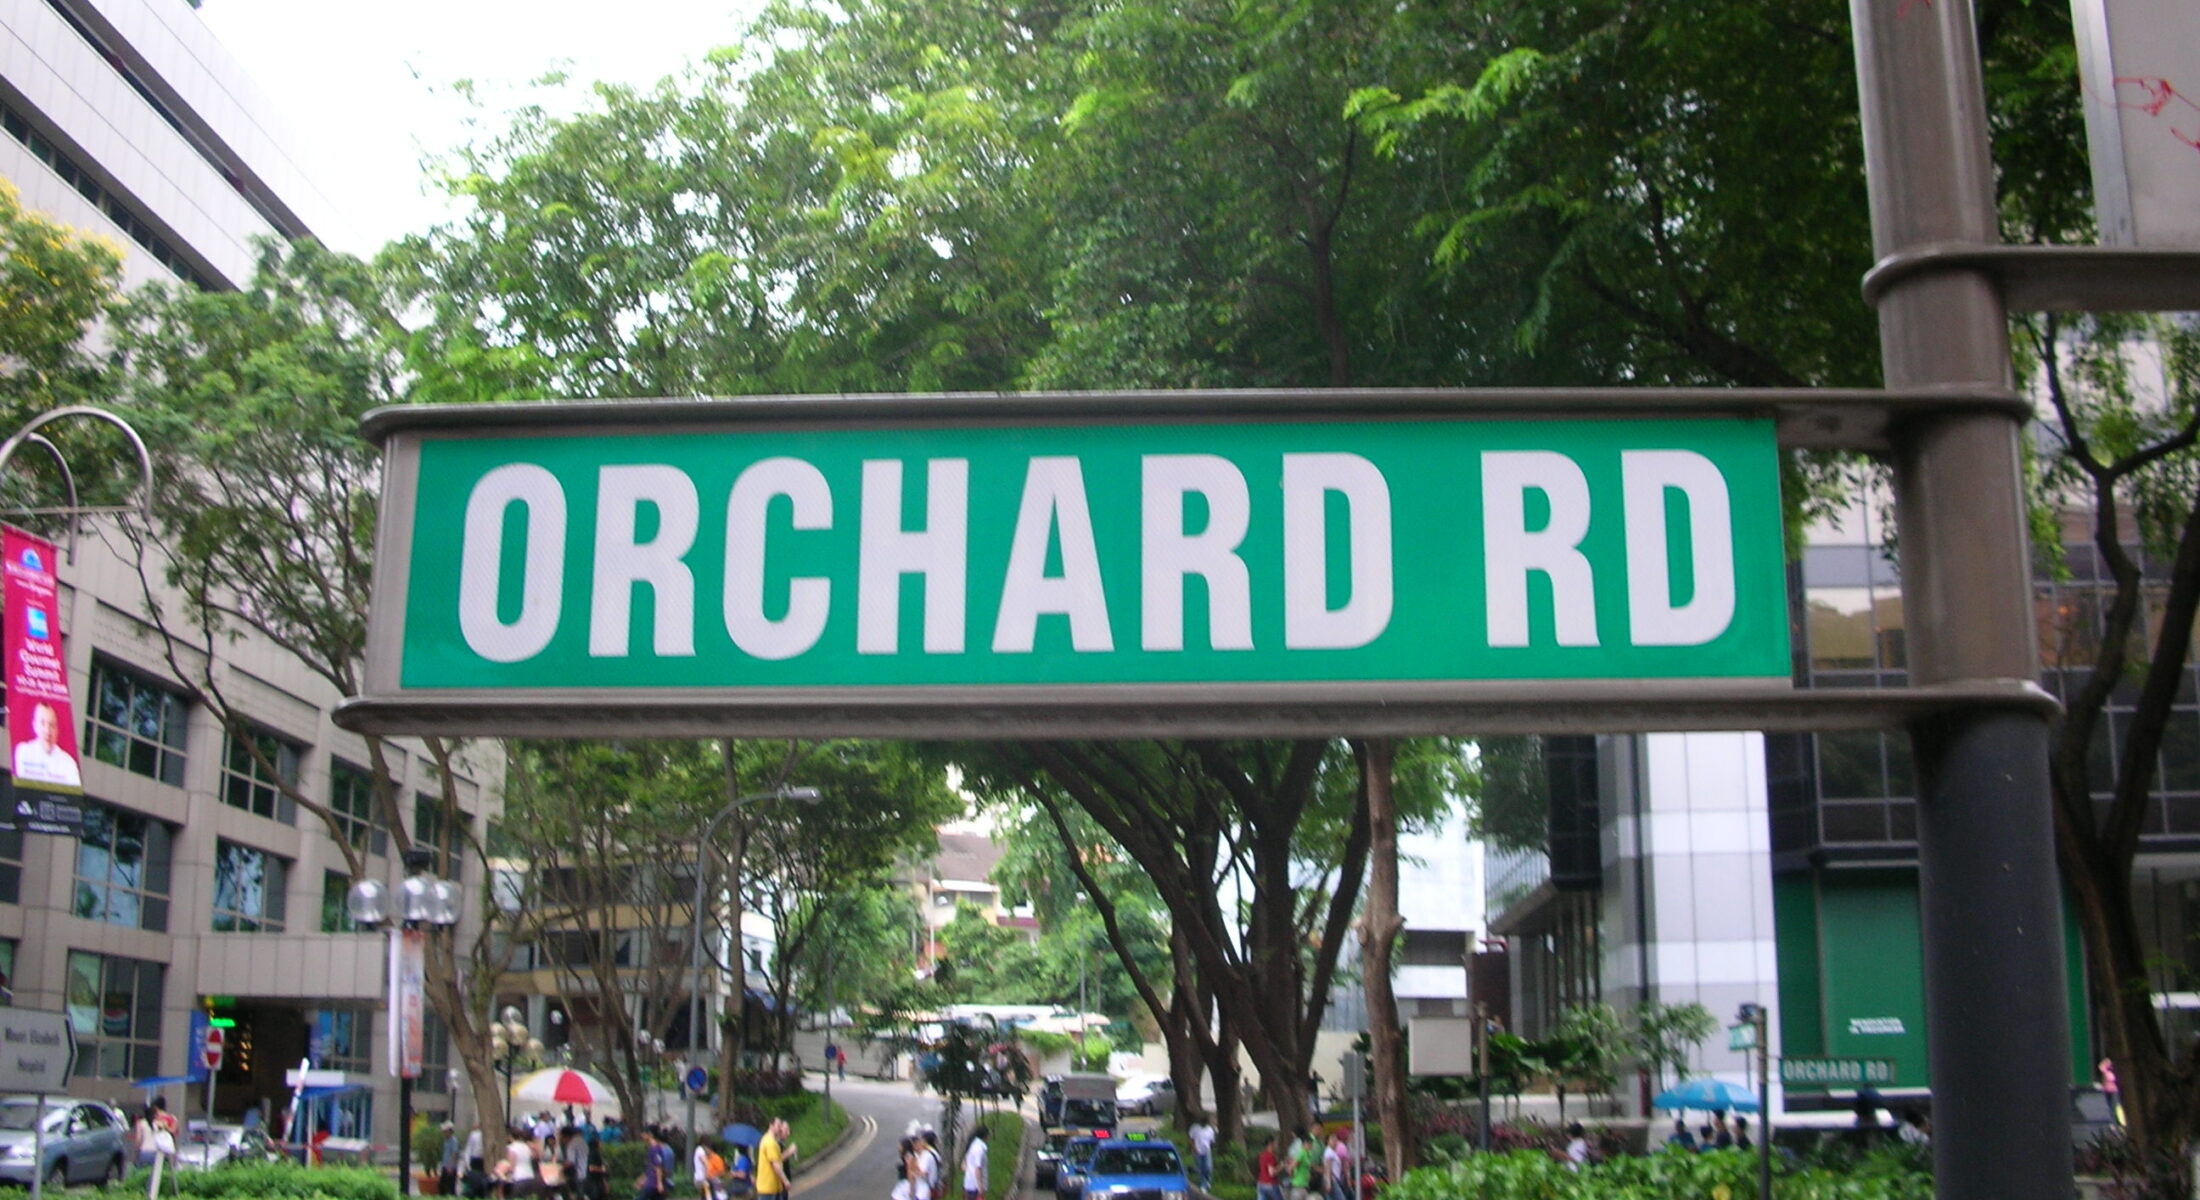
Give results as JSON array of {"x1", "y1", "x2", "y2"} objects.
[{"x1": 1849, "y1": 0, "x2": 2074, "y2": 1196}]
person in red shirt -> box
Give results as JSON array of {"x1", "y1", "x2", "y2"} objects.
[{"x1": 1256, "y1": 1133, "x2": 1283, "y2": 1200}]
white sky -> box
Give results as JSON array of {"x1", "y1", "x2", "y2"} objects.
[{"x1": 195, "y1": 0, "x2": 765, "y2": 256}]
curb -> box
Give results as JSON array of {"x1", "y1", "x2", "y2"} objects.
[{"x1": 789, "y1": 1096, "x2": 861, "y2": 1180}]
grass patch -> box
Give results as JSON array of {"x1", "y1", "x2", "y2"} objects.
[
  {"x1": 977, "y1": 1109, "x2": 1024, "y2": 1200},
  {"x1": 790, "y1": 1094, "x2": 849, "y2": 1168}
]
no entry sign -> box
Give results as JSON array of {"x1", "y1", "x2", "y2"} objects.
[{"x1": 342, "y1": 393, "x2": 1797, "y2": 737}]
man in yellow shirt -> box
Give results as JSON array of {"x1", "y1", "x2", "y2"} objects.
[{"x1": 756, "y1": 1117, "x2": 797, "y2": 1200}]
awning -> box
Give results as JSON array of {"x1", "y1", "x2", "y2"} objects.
[
  {"x1": 132, "y1": 1076, "x2": 194, "y2": 1090},
  {"x1": 744, "y1": 988, "x2": 783, "y2": 1014}
]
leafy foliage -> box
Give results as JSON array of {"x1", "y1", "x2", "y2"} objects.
[
  {"x1": 0, "y1": 179, "x2": 120, "y2": 424},
  {"x1": 1385, "y1": 1148, "x2": 1932, "y2": 1200}
]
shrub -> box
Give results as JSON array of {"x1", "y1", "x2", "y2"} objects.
[
  {"x1": 96, "y1": 1162, "x2": 396, "y2": 1200},
  {"x1": 1383, "y1": 1148, "x2": 1934, "y2": 1200}
]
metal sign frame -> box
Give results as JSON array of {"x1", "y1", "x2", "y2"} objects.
[{"x1": 336, "y1": 386, "x2": 2046, "y2": 740}]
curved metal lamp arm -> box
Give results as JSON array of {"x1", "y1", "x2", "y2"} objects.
[{"x1": 0, "y1": 405, "x2": 156, "y2": 525}]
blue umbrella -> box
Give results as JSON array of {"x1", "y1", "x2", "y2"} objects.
[
  {"x1": 1651, "y1": 1077, "x2": 1761, "y2": 1113},
  {"x1": 721, "y1": 1123, "x2": 762, "y2": 1150}
]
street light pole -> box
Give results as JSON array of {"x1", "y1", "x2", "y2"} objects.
[
  {"x1": 687, "y1": 785, "x2": 820, "y2": 1153},
  {"x1": 349, "y1": 849, "x2": 461, "y2": 1198}
]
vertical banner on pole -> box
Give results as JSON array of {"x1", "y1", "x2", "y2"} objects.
[
  {"x1": 391, "y1": 928, "x2": 426, "y2": 1078},
  {"x1": 3, "y1": 528, "x2": 81, "y2": 794}
]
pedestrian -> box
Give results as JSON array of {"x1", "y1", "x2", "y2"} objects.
[
  {"x1": 838, "y1": 1046, "x2": 848, "y2": 1081},
  {"x1": 132, "y1": 1105, "x2": 159, "y2": 1169},
  {"x1": 1710, "y1": 1111, "x2": 1733, "y2": 1150},
  {"x1": 506, "y1": 1125, "x2": 542, "y2": 1198},
  {"x1": 1694, "y1": 1125, "x2": 1714, "y2": 1152},
  {"x1": 892, "y1": 1137, "x2": 911, "y2": 1200},
  {"x1": 1186, "y1": 1113, "x2": 1216, "y2": 1193},
  {"x1": 441, "y1": 1122, "x2": 463, "y2": 1196},
  {"x1": 756, "y1": 1118, "x2": 795, "y2": 1200},
  {"x1": 919, "y1": 1128, "x2": 942, "y2": 1199},
  {"x1": 636, "y1": 1127, "x2": 673, "y2": 1200},
  {"x1": 581, "y1": 1127, "x2": 608, "y2": 1200},
  {"x1": 467, "y1": 1125, "x2": 488, "y2": 1174},
  {"x1": 1321, "y1": 1130, "x2": 1348, "y2": 1200},
  {"x1": 1898, "y1": 1108, "x2": 1931, "y2": 1147},
  {"x1": 694, "y1": 1136, "x2": 726, "y2": 1200},
  {"x1": 1733, "y1": 1116, "x2": 1753, "y2": 1152},
  {"x1": 1286, "y1": 1127, "x2": 1315, "y2": 1200},
  {"x1": 2099, "y1": 1059, "x2": 2122, "y2": 1127},
  {"x1": 960, "y1": 1124, "x2": 988, "y2": 1200},
  {"x1": 1563, "y1": 1123, "x2": 1590, "y2": 1170},
  {"x1": 1664, "y1": 1119, "x2": 1695, "y2": 1151},
  {"x1": 1254, "y1": 1133, "x2": 1283, "y2": 1200}
]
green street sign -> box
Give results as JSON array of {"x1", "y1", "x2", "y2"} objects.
[
  {"x1": 1728, "y1": 1023, "x2": 1758, "y2": 1052},
  {"x1": 345, "y1": 395, "x2": 1792, "y2": 737},
  {"x1": 1781, "y1": 1057, "x2": 1898, "y2": 1087}
]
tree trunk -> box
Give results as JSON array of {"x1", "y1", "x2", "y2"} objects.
[{"x1": 1354, "y1": 739, "x2": 1415, "y2": 1176}]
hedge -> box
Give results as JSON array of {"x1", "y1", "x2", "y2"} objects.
[
  {"x1": 91, "y1": 1162, "x2": 396, "y2": 1200},
  {"x1": 1387, "y1": 1148, "x2": 1934, "y2": 1200}
]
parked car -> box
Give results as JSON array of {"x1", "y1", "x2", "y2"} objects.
[
  {"x1": 1117, "y1": 1075, "x2": 1177, "y2": 1116},
  {"x1": 1079, "y1": 1135, "x2": 1190, "y2": 1200},
  {"x1": 0, "y1": 1096, "x2": 128, "y2": 1188},
  {"x1": 178, "y1": 1121, "x2": 283, "y2": 1169}
]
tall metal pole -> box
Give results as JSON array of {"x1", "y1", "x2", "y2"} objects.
[
  {"x1": 1849, "y1": 0, "x2": 2074, "y2": 1196},
  {"x1": 687, "y1": 786, "x2": 818, "y2": 1153},
  {"x1": 1473, "y1": 1004, "x2": 1490, "y2": 1154}
]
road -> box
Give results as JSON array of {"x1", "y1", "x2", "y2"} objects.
[{"x1": 792, "y1": 1076, "x2": 1012, "y2": 1200}]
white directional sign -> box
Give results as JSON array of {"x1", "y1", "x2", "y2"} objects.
[{"x1": 0, "y1": 1009, "x2": 75, "y2": 1092}]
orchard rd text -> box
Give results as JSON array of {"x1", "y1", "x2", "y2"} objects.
[{"x1": 382, "y1": 416, "x2": 1788, "y2": 692}]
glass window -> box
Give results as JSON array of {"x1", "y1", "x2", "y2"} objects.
[
  {"x1": 413, "y1": 793, "x2": 468, "y2": 881},
  {"x1": 212, "y1": 840, "x2": 289, "y2": 933},
  {"x1": 63, "y1": 951, "x2": 163, "y2": 1080},
  {"x1": 328, "y1": 760, "x2": 387, "y2": 858},
  {"x1": 321, "y1": 871, "x2": 362, "y2": 934},
  {"x1": 0, "y1": 825, "x2": 19, "y2": 905},
  {"x1": 1817, "y1": 731, "x2": 1890, "y2": 800},
  {"x1": 1807, "y1": 587, "x2": 1881, "y2": 671},
  {"x1": 83, "y1": 662, "x2": 188, "y2": 786},
  {"x1": 0, "y1": 939, "x2": 14, "y2": 1006},
  {"x1": 310, "y1": 1009, "x2": 371, "y2": 1073},
  {"x1": 419, "y1": 1010, "x2": 451, "y2": 1095},
  {"x1": 222, "y1": 728, "x2": 301, "y2": 823},
  {"x1": 72, "y1": 803, "x2": 172, "y2": 931}
]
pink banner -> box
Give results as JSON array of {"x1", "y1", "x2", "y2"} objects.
[
  {"x1": 390, "y1": 927, "x2": 426, "y2": 1078},
  {"x1": 4, "y1": 527, "x2": 80, "y2": 794}
]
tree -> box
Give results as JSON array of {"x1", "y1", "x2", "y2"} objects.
[
  {"x1": 1633, "y1": 1001, "x2": 1717, "y2": 1094},
  {"x1": 0, "y1": 180, "x2": 121, "y2": 424},
  {"x1": 741, "y1": 741, "x2": 957, "y2": 1056},
  {"x1": 496, "y1": 739, "x2": 729, "y2": 1119},
  {"x1": 107, "y1": 238, "x2": 514, "y2": 1130},
  {"x1": 2029, "y1": 310, "x2": 2200, "y2": 1162}
]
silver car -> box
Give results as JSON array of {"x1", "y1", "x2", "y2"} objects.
[{"x1": 0, "y1": 1096, "x2": 130, "y2": 1188}]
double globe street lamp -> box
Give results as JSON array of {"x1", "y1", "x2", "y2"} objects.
[
  {"x1": 347, "y1": 849, "x2": 462, "y2": 1197},
  {"x1": 490, "y1": 1007, "x2": 542, "y2": 1133}
]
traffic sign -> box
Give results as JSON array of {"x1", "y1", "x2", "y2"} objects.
[
  {"x1": 344, "y1": 397, "x2": 1791, "y2": 738},
  {"x1": 1780, "y1": 1057, "x2": 1896, "y2": 1087},
  {"x1": 1727, "y1": 1022, "x2": 1757, "y2": 1052},
  {"x1": 685, "y1": 1066, "x2": 709, "y2": 1095},
  {"x1": 0, "y1": 1009, "x2": 75, "y2": 1091},
  {"x1": 202, "y1": 1026, "x2": 225, "y2": 1071}
]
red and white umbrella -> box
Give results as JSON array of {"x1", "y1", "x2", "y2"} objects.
[{"x1": 509, "y1": 1067, "x2": 622, "y2": 1115}]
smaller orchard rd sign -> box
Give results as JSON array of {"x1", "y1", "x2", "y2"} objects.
[
  {"x1": 1781, "y1": 1057, "x2": 1898, "y2": 1087},
  {"x1": 358, "y1": 404, "x2": 1789, "y2": 723}
]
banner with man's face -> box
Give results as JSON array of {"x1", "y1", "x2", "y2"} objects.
[{"x1": 4, "y1": 527, "x2": 82, "y2": 794}]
